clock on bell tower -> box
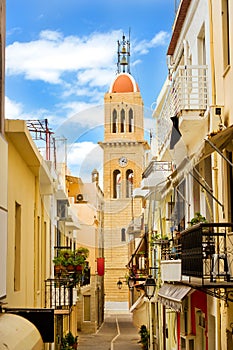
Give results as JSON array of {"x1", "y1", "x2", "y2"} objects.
[{"x1": 99, "y1": 34, "x2": 149, "y2": 311}]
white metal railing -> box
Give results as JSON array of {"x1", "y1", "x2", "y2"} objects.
[
  {"x1": 157, "y1": 65, "x2": 208, "y2": 153},
  {"x1": 142, "y1": 160, "x2": 173, "y2": 178}
]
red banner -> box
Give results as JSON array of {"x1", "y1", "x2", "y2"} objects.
[{"x1": 97, "y1": 257, "x2": 105, "y2": 276}]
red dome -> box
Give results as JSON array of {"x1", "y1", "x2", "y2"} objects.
[{"x1": 109, "y1": 73, "x2": 140, "y2": 93}]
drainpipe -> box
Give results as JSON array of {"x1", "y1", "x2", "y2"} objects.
[
  {"x1": 208, "y1": 1, "x2": 221, "y2": 349},
  {"x1": 214, "y1": 152, "x2": 221, "y2": 350},
  {"x1": 208, "y1": 0, "x2": 216, "y2": 129}
]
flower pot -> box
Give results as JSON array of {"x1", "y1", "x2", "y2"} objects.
[
  {"x1": 75, "y1": 265, "x2": 83, "y2": 272},
  {"x1": 54, "y1": 265, "x2": 63, "y2": 275},
  {"x1": 67, "y1": 264, "x2": 75, "y2": 272}
]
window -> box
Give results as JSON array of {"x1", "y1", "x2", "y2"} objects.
[
  {"x1": 174, "y1": 180, "x2": 186, "y2": 231},
  {"x1": 120, "y1": 109, "x2": 125, "y2": 132},
  {"x1": 36, "y1": 216, "x2": 40, "y2": 291},
  {"x1": 113, "y1": 170, "x2": 121, "y2": 198},
  {"x1": 112, "y1": 109, "x2": 117, "y2": 133},
  {"x1": 197, "y1": 25, "x2": 206, "y2": 65},
  {"x1": 57, "y1": 200, "x2": 68, "y2": 219},
  {"x1": 14, "y1": 202, "x2": 21, "y2": 291},
  {"x1": 222, "y1": 0, "x2": 230, "y2": 69},
  {"x1": 121, "y1": 228, "x2": 126, "y2": 242},
  {"x1": 126, "y1": 169, "x2": 133, "y2": 198},
  {"x1": 83, "y1": 295, "x2": 91, "y2": 321},
  {"x1": 128, "y1": 108, "x2": 134, "y2": 132}
]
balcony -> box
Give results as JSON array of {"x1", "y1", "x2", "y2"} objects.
[
  {"x1": 157, "y1": 65, "x2": 208, "y2": 154},
  {"x1": 45, "y1": 278, "x2": 78, "y2": 314},
  {"x1": 141, "y1": 160, "x2": 172, "y2": 190},
  {"x1": 45, "y1": 269, "x2": 90, "y2": 314},
  {"x1": 127, "y1": 216, "x2": 143, "y2": 237},
  {"x1": 180, "y1": 223, "x2": 233, "y2": 287},
  {"x1": 160, "y1": 240, "x2": 183, "y2": 282},
  {"x1": 127, "y1": 233, "x2": 149, "y2": 282}
]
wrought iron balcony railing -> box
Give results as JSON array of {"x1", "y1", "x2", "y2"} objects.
[
  {"x1": 45, "y1": 278, "x2": 78, "y2": 310},
  {"x1": 181, "y1": 223, "x2": 233, "y2": 285},
  {"x1": 161, "y1": 241, "x2": 182, "y2": 261},
  {"x1": 45, "y1": 268, "x2": 90, "y2": 310}
]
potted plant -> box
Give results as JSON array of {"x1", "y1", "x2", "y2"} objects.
[
  {"x1": 73, "y1": 247, "x2": 89, "y2": 271},
  {"x1": 61, "y1": 331, "x2": 78, "y2": 349},
  {"x1": 65, "y1": 256, "x2": 75, "y2": 272},
  {"x1": 190, "y1": 212, "x2": 207, "y2": 226},
  {"x1": 60, "y1": 250, "x2": 76, "y2": 271},
  {"x1": 53, "y1": 255, "x2": 65, "y2": 275},
  {"x1": 138, "y1": 325, "x2": 149, "y2": 350},
  {"x1": 73, "y1": 252, "x2": 86, "y2": 272},
  {"x1": 76, "y1": 247, "x2": 89, "y2": 259}
]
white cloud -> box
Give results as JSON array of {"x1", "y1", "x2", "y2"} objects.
[
  {"x1": 67, "y1": 141, "x2": 103, "y2": 183},
  {"x1": 5, "y1": 96, "x2": 23, "y2": 119},
  {"x1": 61, "y1": 101, "x2": 101, "y2": 121},
  {"x1": 133, "y1": 31, "x2": 169, "y2": 55},
  {"x1": 6, "y1": 29, "x2": 169, "y2": 87},
  {"x1": 5, "y1": 96, "x2": 67, "y2": 129},
  {"x1": 39, "y1": 30, "x2": 63, "y2": 42},
  {"x1": 5, "y1": 29, "x2": 168, "y2": 133},
  {"x1": 67, "y1": 142, "x2": 97, "y2": 166},
  {"x1": 6, "y1": 30, "x2": 121, "y2": 85},
  {"x1": 77, "y1": 68, "x2": 115, "y2": 88}
]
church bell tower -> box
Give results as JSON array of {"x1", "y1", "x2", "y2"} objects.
[{"x1": 99, "y1": 34, "x2": 149, "y2": 311}]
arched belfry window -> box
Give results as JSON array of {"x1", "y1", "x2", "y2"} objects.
[
  {"x1": 113, "y1": 170, "x2": 121, "y2": 198},
  {"x1": 120, "y1": 109, "x2": 126, "y2": 133},
  {"x1": 128, "y1": 108, "x2": 134, "y2": 132},
  {"x1": 112, "y1": 109, "x2": 117, "y2": 133},
  {"x1": 126, "y1": 169, "x2": 134, "y2": 198}
]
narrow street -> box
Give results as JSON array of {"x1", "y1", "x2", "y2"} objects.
[{"x1": 77, "y1": 313, "x2": 141, "y2": 350}]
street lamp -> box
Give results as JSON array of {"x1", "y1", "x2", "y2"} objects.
[
  {"x1": 128, "y1": 276, "x2": 135, "y2": 289},
  {"x1": 117, "y1": 278, "x2": 123, "y2": 290},
  {"x1": 144, "y1": 275, "x2": 156, "y2": 300},
  {"x1": 144, "y1": 275, "x2": 156, "y2": 350}
]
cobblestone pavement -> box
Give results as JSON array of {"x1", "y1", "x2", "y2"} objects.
[{"x1": 77, "y1": 313, "x2": 141, "y2": 350}]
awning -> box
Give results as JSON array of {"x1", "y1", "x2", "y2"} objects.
[
  {"x1": 0, "y1": 313, "x2": 43, "y2": 350},
  {"x1": 203, "y1": 125, "x2": 233, "y2": 159},
  {"x1": 158, "y1": 283, "x2": 192, "y2": 312},
  {"x1": 130, "y1": 293, "x2": 145, "y2": 313}
]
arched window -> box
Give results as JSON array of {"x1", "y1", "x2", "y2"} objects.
[
  {"x1": 128, "y1": 108, "x2": 134, "y2": 132},
  {"x1": 120, "y1": 109, "x2": 125, "y2": 133},
  {"x1": 121, "y1": 228, "x2": 126, "y2": 242},
  {"x1": 126, "y1": 169, "x2": 134, "y2": 198},
  {"x1": 112, "y1": 109, "x2": 117, "y2": 133},
  {"x1": 113, "y1": 170, "x2": 121, "y2": 198}
]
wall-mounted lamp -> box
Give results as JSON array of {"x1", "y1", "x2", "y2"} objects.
[
  {"x1": 117, "y1": 279, "x2": 123, "y2": 290},
  {"x1": 144, "y1": 275, "x2": 156, "y2": 350},
  {"x1": 128, "y1": 276, "x2": 135, "y2": 289},
  {"x1": 144, "y1": 275, "x2": 156, "y2": 300}
]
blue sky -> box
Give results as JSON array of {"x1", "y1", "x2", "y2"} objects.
[{"x1": 6, "y1": 0, "x2": 176, "y2": 182}]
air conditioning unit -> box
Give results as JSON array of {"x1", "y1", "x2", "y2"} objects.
[
  {"x1": 180, "y1": 335, "x2": 195, "y2": 350},
  {"x1": 210, "y1": 105, "x2": 225, "y2": 131},
  {"x1": 76, "y1": 193, "x2": 87, "y2": 202},
  {"x1": 214, "y1": 106, "x2": 223, "y2": 117}
]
